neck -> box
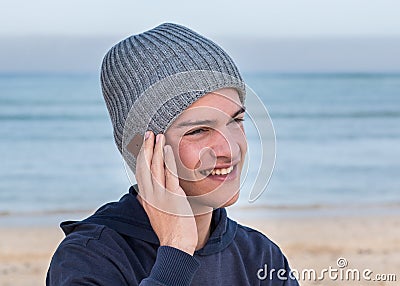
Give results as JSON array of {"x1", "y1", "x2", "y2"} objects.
[{"x1": 194, "y1": 211, "x2": 213, "y2": 250}]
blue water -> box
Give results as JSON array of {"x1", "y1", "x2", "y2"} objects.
[{"x1": 1, "y1": 73, "x2": 399, "y2": 215}]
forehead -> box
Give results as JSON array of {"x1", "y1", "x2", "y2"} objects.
[{"x1": 177, "y1": 88, "x2": 242, "y2": 119}]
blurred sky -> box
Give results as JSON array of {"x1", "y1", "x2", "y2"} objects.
[{"x1": 1, "y1": 0, "x2": 400, "y2": 73}]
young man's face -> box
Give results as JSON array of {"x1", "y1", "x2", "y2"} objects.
[{"x1": 165, "y1": 88, "x2": 247, "y2": 209}]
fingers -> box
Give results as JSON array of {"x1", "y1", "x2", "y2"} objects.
[
  {"x1": 136, "y1": 131, "x2": 155, "y2": 198},
  {"x1": 136, "y1": 131, "x2": 167, "y2": 191},
  {"x1": 136, "y1": 132, "x2": 193, "y2": 217},
  {"x1": 164, "y1": 144, "x2": 181, "y2": 195},
  {"x1": 151, "y1": 134, "x2": 166, "y2": 191},
  {"x1": 136, "y1": 132, "x2": 186, "y2": 212}
]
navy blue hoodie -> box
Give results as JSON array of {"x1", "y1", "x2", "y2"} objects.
[{"x1": 47, "y1": 186, "x2": 299, "y2": 285}]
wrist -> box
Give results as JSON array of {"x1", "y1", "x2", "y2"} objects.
[{"x1": 160, "y1": 239, "x2": 196, "y2": 255}]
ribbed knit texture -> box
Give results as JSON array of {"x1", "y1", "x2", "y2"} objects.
[
  {"x1": 146, "y1": 246, "x2": 200, "y2": 286},
  {"x1": 100, "y1": 23, "x2": 246, "y2": 173}
]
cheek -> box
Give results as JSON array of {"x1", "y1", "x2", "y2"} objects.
[
  {"x1": 164, "y1": 134, "x2": 203, "y2": 175},
  {"x1": 234, "y1": 125, "x2": 248, "y2": 156},
  {"x1": 177, "y1": 140, "x2": 202, "y2": 170},
  {"x1": 239, "y1": 132, "x2": 248, "y2": 156}
]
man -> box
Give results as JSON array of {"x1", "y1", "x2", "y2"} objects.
[{"x1": 47, "y1": 23, "x2": 299, "y2": 285}]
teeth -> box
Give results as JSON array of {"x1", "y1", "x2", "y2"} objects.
[
  {"x1": 200, "y1": 166, "x2": 235, "y2": 176},
  {"x1": 210, "y1": 166, "x2": 234, "y2": 176}
]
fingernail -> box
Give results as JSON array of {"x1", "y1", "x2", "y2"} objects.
[
  {"x1": 156, "y1": 134, "x2": 163, "y2": 143},
  {"x1": 163, "y1": 145, "x2": 169, "y2": 154},
  {"x1": 144, "y1": 131, "x2": 151, "y2": 140}
]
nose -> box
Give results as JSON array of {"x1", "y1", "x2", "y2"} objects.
[{"x1": 209, "y1": 127, "x2": 240, "y2": 161}]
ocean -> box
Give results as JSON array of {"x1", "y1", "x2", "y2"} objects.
[{"x1": 1, "y1": 73, "x2": 400, "y2": 220}]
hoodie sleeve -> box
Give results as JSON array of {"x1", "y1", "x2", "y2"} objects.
[
  {"x1": 140, "y1": 246, "x2": 200, "y2": 286},
  {"x1": 46, "y1": 226, "x2": 199, "y2": 286}
]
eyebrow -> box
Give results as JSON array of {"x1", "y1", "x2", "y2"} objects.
[
  {"x1": 232, "y1": 106, "x2": 246, "y2": 118},
  {"x1": 175, "y1": 106, "x2": 246, "y2": 128}
]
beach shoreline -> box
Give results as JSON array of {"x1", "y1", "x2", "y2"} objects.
[{"x1": 1, "y1": 206, "x2": 399, "y2": 286}]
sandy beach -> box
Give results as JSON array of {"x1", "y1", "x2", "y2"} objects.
[
  {"x1": 1, "y1": 208, "x2": 399, "y2": 286},
  {"x1": 238, "y1": 212, "x2": 400, "y2": 285}
]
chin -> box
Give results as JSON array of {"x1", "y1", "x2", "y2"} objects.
[
  {"x1": 179, "y1": 176, "x2": 241, "y2": 209},
  {"x1": 220, "y1": 191, "x2": 240, "y2": 208},
  {"x1": 183, "y1": 186, "x2": 241, "y2": 213},
  {"x1": 200, "y1": 186, "x2": 240, "y2": 209}
]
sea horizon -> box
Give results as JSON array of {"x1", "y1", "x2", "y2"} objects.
[{"x1": 1, "y1": 72, "x2": 399, "y2": 223}]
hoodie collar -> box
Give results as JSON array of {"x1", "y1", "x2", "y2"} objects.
[{"x1": 61, "y1": 186, "x2": 237, "y2": 255}]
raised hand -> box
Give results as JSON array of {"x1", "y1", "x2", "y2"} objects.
[{"x1": 135, "y1": 131, "x2": 198, "y2": 255}]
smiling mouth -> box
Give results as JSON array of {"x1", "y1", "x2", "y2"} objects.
[{"x1": 199, "y1": 165, "x2": 235, "y2": 176}]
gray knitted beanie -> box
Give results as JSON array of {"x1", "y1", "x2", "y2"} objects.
[{"x1": 100, "y1": 23, "x2": 246, "y2": 172}]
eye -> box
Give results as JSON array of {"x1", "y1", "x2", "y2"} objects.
[
  {"x1": 230, "y1": 117, "x2": 245, "y2": 124},
  {"x1": 185, "y1": 128, "x2": 208, "y2": 136}
]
